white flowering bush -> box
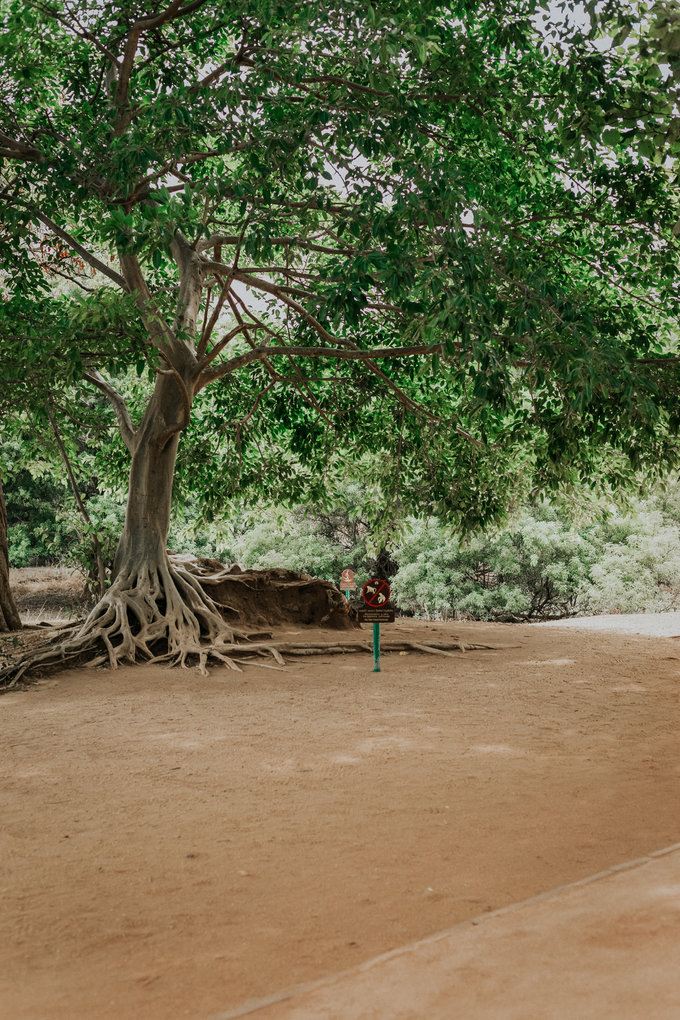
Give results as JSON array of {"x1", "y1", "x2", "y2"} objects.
[
  {"x1": 581, "y1": 511, "x2": 680, "y2": 614},
  {"x1": 392, "y1": 506, "x2": 599, "y2": 620}
]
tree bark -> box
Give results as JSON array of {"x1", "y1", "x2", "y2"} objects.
[
  {"x1": 59, "y1": 367, "x2": 235, "y2": 671},
  {"x1": 113, "y1": 371, "x2": 186, "y2": 577},
  {"x1": 0, "y1": 469, "x2": 22, "y2": 632}
]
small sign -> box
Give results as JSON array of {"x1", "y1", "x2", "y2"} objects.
[
  {"x1": 340, "y1": 568, "x2": 357, "y2": 590},
  {"x1": 359, "y1": 606, "x2": 395, "y2": 624},
  {"x1": 360, "y1": 578, "x2": 394, "y2": 671},
  {"x1": 362, "y1": 578, "x2": 391, "y2": 607}
]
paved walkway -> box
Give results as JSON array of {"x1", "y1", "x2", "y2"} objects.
[
  {"x1": 538, "y1": 611, "x2": 680, "y2": 638},
  {"x1": 213, "y1": 844, "x2": 680, "y2": 1020}
]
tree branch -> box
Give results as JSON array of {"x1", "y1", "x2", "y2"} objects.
[
  {"x1": 28, "y1": 210, "x2": 129, "y2": 289},
  {"x1": 197, "y1": 233, "x2": 357, "y2": 257},
  {"x1": 197, "y1": 277, "x2": 233, "y2": 357},
  {"x1": 46, "y1": 399, "x2": 107, "y2": 597},
  {"x1": 0, "y1": 130, "x2": 42, "y2": 160},
  {"x1": 115, "y1": 0, "x2": 213, "y2": 116},
  {"x1": 83, "y1": 370, "x2": 136, "y2": 452},
  {"x1": 195, "y1": 324, "x2": 251, "y2": 376},
  {"x1": 200, "y1": 343, "x2": 441, "y2": 382},
  {"x1": 118, "y1": 252, "x2": 173, "y2": 350},
  {"x1": 199, "y1": 342, "x2": 481, "y2": 443},
  {"x1": 211, "y1": 268, "x2": 472, "y2": 437},
  {"x1": 43, "y1": 264, "x2": 97, "y2": 292},
  {"x1": 226, "y1": 269, "x2": 340, "y2": 345},
  {"x1": 25, "y1": 1, "x2": 121, "y2": 65},
  {"x1": 136, "y1": 0, "x2": 211, "y2": 31}
]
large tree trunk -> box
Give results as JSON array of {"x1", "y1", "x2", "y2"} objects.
[
  {"x1": 114, "y1": 386, "x2": 182, "y2": 576},
  {"x1": 0, "y1": 470, "x2": 22, "y2": 632},
  {"x1": 76, "y1": 373, "x2": 239, "y2": 668},
  {"x1": 0, "y1": 374, "x2": 243, "y2": 686}
]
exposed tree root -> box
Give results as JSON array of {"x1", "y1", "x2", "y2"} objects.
[
  {"x1": 250, "y1": 640, "x2": 505, "y2": 657},
  {"x1": 22, "y1": 620, "x2": 85, "y2": 631},
  {"x1": 407, "y1": 641, "x2": 465, "y2": 656},
  {"x1": 0, "y1": 558, "x2": 257, "y2": 691},
  {"x1": 0, "y1": 552, "x2": 506, "y2": 694}
]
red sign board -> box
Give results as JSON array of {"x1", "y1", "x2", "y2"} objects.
[
  {"x1": 340, "y1": 568, "x2": 355, "y2": 585},
  {"x1": 362, "y1": 578, "x2": 391, "y2": 607}
]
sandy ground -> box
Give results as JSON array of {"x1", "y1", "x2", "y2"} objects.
[
  {"x1": 2, "y1": 617, "x2": 680, "y2": 1020},
  {"x1": 7, "y1": 566, "x2": 90, "y2": 621},
  {"x1": 245, "y1": 846, "x2": 680, "y2": 1020}
]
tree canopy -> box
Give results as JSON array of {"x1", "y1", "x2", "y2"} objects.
[{"x1": 1, "y1": 0, "x2": 680, "y2": 680}]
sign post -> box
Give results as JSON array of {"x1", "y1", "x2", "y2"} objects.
[
  {"x1": 373, "y1": 623, "x2": 380, "y2": 672},
  {"x1": 359, "y1": 579, "x2": 394, "y2": 672},
  {"x1": 339, "y1": 568, "x2": 356, "y2": 601}
]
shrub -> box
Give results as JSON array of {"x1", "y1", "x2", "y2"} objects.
[
  {"x1": 233, "y1": 516, "x2": 353, "y2": 581},
  {"x1": 56, "y1": 493, "x2": 126, "y2": 588},
  {"x1": 580, "y1": 509, "x2": 680, "y2": 614},
  {"x1": 5, "y1": 469, "x2": 73, "y2": 566},
  {"x1": 392, "y1": 505, "x2": 599, "y2": 620}
]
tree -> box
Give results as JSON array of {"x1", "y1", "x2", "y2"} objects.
[
  {"x1": 0, "y1": 460, "x2": 21, "y2": 632},
  {"x1": 1, "y1": 0, "x2": 679, "y2": 684}
]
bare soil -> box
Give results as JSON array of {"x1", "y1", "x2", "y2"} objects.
[
  {"x1": 8, "y1": 565, "x2": 91, "y2": 620},
  {"x1": 1, "y1": 580, "x2": 680, "y2": 1019}
]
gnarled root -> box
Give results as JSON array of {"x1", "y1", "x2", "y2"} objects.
[
  {"x1": 250, "y1": 640, "x2": 505, "y2": 656},
  {"x1": 0, "y1": 551, "x2": 507, "y2": 693},
  {"x1": 0, "y1": 559, "x2": 257, "y2": 692}
]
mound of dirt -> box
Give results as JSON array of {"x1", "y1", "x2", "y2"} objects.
[
  {"x1": 1, "y1": 559, "x2": 358, "y2": 686},
  {"x1": 7, "y1": 560, "x2": 358, "y2": 633},
  {"x1": 170, "y1": 553, "x2": 358, "y2": 631}
]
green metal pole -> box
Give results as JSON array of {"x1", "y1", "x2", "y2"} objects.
[
  {"x1": 373, "y1": 623, "x2": 381, "y2": 672},
  {"x1": 345, "y1": 589, "x2": 350, "y2": 600}
]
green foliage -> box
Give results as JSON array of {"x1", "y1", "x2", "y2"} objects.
[
  {"x1": 2, "y1": 0, "x2": 680, "y2": 544},
  {"x1": 392, "y1": 505, "x2": 599, "y2": 620},
  {"x1": 168, "y1": 483, "x2": 373, "y2": 581},
  {"x1": 392, "y1": 485, "x2": 680, "y2": 620},
  {"x1": 230, "y1": 516, "x2": 350, "y2": 580},
  {"x1": 580, "y1": 507, "x2": 680, "y2": 614},
  {"x1": 8, "y1": 432, "x2": 680, "y2": 622},
  {"x1": 2, "y1": 459, "x2": 125, "y2": 576},
  {"x1": 56, "y1": 494, "x2": 126, "y2": 586},
  {"x1": 0, "y1": 434, "x2": 72, "y2": 565},
  {"x1": 0, "y1": 394, "x2": 126, "y2": 581},
  {"x1": 4, "y1": 468, "x2": 72, "y2": 566},
  {"x1": 170, "y1": 480, "x2": 680, "y2": 621}
]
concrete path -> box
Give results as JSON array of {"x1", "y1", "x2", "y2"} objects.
[
  {"x1": 538, "y1": 611, "x2": 680, "y2": 638},
  {"x1": 213, "y1": 844, "x2": 680, "y2": 1020}
]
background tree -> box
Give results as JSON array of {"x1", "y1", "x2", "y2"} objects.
[
  {"x1": 0, "y1": 456, "x2": 21, "y2": 631},
  {"x1": 1, "y1": 0, "x2": 680, "y2": 682}
]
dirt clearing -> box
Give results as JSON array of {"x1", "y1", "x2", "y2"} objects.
[{"x1": 2, "y1": 619, "x2": 680, "y2": 1019}]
